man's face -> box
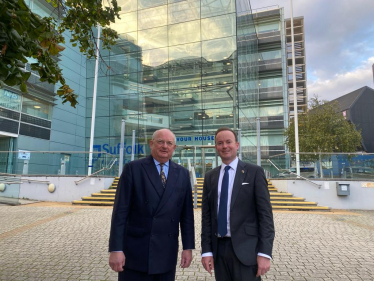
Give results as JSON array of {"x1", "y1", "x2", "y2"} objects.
[
  {"x1": 150, "y1": 129, "x2": 176, "y2": 163},
  {"x1": 215, "y1": 130, "x2": 239, "y2": 164}
]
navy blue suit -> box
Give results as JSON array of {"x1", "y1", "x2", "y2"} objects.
[{"x1": 109, "y1": 155, "x2": 195, "y2": 276}]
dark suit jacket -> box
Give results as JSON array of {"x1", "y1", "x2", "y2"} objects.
[
  {"x1": 109, "y1": 155, "x2": 195, "y2": 274},
  {"x1": 201, "y1": 160, "x2": 275, "y2": 266}
]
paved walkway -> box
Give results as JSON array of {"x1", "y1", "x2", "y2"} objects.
[{"x1": 0, "y1": 202, "x2": 373, "y2": 280}]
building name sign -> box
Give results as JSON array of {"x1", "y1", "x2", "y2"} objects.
[{"x1": 176, "y1": 136, "x2": 215, "y2": 142}]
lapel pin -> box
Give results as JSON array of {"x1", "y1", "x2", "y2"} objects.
[{"x1": 241, "y1": 170, "x2": 245, "y2": 174}]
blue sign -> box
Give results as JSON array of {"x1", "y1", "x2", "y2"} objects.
[{"x1": 93, "y1": 143, "x2": 144, "y2": 158}]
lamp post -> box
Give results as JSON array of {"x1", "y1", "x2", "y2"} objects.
[
  {"x1": 290, "y1": 0, "x2": 300, "y2": 176},
  {"x1": 88, "y1": 25, "x2": 101, "y2": 175}
]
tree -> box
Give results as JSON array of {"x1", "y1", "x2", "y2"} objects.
[
  {"x1": 285, "y1": 96, "x2": 362, "y2": 154},
  {"x1": 0, "y1": 0, "x2": 120, "y2": 107}
]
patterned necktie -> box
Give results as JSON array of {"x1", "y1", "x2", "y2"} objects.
[
  {"x1": 160, "y1": 163, "x2": 166, "y2": 188},
  {"x1": 218, "y1": 165, "x2": 231, "y2": 237}
]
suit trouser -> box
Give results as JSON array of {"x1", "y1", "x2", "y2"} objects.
[
  {"x1": 119, "y1": 267, "x2": 176, "y2": 281},
  {"x1": 214, "y1": 237, "x2": 261, "y2": 281}
]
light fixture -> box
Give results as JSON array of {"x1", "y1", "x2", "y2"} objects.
[
  {"x1": 216, "y1": 115, "x2": 220, "y2": 117},
  {"x1": 34, "y1": 106, "x2": 41, "y2": 109},
  {"x1": 226, "y1": 63, "x2": 231, "y2": 65},
  {"x1": 229, "y1": 114, "x2": 233, "y2": 117},
  {"x1": 198, "y1": 113, "x2": 202, "y2": 115},
  {"x1": 189, "y1": 117, "x2": 193, "y2": 119},
  {"x1": 202, "y1": 116, "x2": 206, "y2": 119},
  {"x1": 180, "y1": 100, "x2": 183, "y2": 102},
  {"x1": 223, "y1": 82, "x2": 227, "y2": 84}
]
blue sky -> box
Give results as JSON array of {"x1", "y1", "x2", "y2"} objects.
[{"x1": 251, "y1": 0, "x2": 374, "y2": 101}]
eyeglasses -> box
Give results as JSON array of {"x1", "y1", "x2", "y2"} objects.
[{"x1": 154, "y1": 139, "x2": 175, "y2": 147}]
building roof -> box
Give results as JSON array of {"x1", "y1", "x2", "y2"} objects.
[{"x1": 331, "y1": 86, "x2": 374, "y2": 111}]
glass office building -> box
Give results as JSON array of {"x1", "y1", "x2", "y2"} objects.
[
  {"x1": 1, "y1": 1, "x2": 305, "y2": 176},
  {"x1": 86, "y1": 0, "x2": 261, "y2": 174}
]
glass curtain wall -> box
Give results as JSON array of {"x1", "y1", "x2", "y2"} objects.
[{"x1": 86, "y1": 0, "x2": 259, "y2": 172}]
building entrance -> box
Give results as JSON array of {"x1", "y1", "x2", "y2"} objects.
[
  {"x1": 0, "y1": 135, "x2": 14, "y2": 174},
  {"x1": 176, "y1": 145, "x2": 220, "y2": 178}
]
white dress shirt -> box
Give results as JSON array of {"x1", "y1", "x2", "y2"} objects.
[{"x1": 202, "y1": 157, "x2": 271, "y2": 260}]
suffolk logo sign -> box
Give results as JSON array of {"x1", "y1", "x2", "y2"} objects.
[{"x1": 93, "y1": 143, "x2": 145, "y2": 157}]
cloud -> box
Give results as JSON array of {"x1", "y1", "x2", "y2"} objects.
[
  {"x1": 307, "y1": 57, "x2": 374, "y2": 101},
  {"x1": 250, "y1": 0, "x2": 374, "y2": 99}
]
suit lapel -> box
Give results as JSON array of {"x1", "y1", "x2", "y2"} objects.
[
  {"x1": 141, "y1": 155, "x2": 163, "y2": 198},
  {"x1": 230, "y1": 160, "x2": 246, "y2": 209},
  {"x1": 155, "y1": 161, "x2": 180, "y2": 213},
  {"x1": 211, "y1": 167, "x2": 220, "y2": 219}
]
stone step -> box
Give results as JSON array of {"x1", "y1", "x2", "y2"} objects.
[
  {"x1": 72, "y1": 200, "x2": 113, "y2": 206},
  {"x1": 271, "y1": 205, "x2": 330, "y2": 211},
  {"x1": 92, "y1": 193, "x2": 115, "y2": 197},
  {"x1": 82, "y1": 196, "x2": 114, "y2": 201},
  {"x1": 271, "y1": 201, "x2": 317, "y2": 206},
  {"x1": 269, "y1": 192, "x2": 293, "y2": 196},
  {"x1": 270, "y1": 197, "x2": 305, "y2": 201}
]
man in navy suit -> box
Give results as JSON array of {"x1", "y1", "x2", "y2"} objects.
[
  {"x1": 201, "y1": 127, "x2": 275, "y2": 280},
  {"x1": 109, "y1": 129, "x2": 195, "y2": 281}
]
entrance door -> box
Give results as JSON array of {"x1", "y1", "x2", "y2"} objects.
[
  {"x1": 0, "y1": 136, "x2": 14, "y2": 173},
  {"x1": 176, "y1": 145, "x2": 219, "y2": 178}
]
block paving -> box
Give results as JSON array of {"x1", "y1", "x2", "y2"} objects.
[{"x1": 0, "y1": 202, "x2": 373, "y2": 280}]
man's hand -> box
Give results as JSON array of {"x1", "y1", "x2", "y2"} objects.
[
  {"x1": 256, "y1": 256, "x2": 271, "y2": 277},
  {"x1": 201, "y1": 256, "x2": 214, "y2": 275},
  {"x1": 180, "y1": 250, "x2": 193, "y2": 268},
  {"x1": 109, "y1": 252, "x2": 125, "y2": 272}
]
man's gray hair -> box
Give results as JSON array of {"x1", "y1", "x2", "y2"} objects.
[{"x1": 152, "y1": 129, "x2": 177, "y2": 144}]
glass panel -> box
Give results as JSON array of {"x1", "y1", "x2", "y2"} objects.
[
  {"x1": 138, "y1": 0, "x2": 167, "y2": 10},
  {"x1": 116, "y1": 0, "x2": 138, "y2": 13},
  {"x1": 256, "y1": 22, "x2": 280, "y2": 33},
  {"x1": 202, "y1": 37, "x2": 236, "y2": 62},
  {"x1": 168, "y1": 20, "x2": 200, "y2": 46},
  {"x1": 110, "y1": 11, "x2": 137, "y2": 34},
  {"x1": 138, "y1": 5, "x2": 167, "y2": 30},
  {"x1": 201, "y1": 13, "x2": 236, "y2": 41},
  {"x1": 21, "y1": 96, "x2": 52, "y2": 120},
  {"x1": 168, "y1": 0, "x2": 200, "y2": 24},
  {"x1": 138, "y1": 26, "x2": 168, "y2": 50},
  {"x1": 259, "y1": 105, "x2": 283, "y2": 117},
  {"x1": 259, "y1": 50, "x2": 282, "y2": 60},
  {"x1": 201, "y1": 0, "x2": 235, "y2": 19},
  {"x1": 0, "y1": 89, "x2": 21, "y2": 111},
  {"x1": 259, "y1": 77, "x2": 283, "y2": 88}
]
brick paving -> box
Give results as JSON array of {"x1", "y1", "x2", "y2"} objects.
[{"x1": 0, "y1": 203, "x2": 373, "y2": 281}]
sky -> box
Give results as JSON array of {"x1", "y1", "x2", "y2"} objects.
[{"x1": 250, "y1": 0, "x2": 374, "y2": 101}]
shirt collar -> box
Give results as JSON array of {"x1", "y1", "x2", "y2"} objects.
[
  {"x1": 153, "y1": 158, "x2": 169, "y2": 167},
  {"x1": 221, "y1": 157, "x2": 238, "y2": 172}
]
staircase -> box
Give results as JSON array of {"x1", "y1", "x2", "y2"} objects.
[
  {"x1": 73, "y1": 177, "x2": 330, "y2": 211},
  {"x1": 267, "y1": 179, "x2": 330, "y2": 211},
  {"x1": 193, "y1": 178, "x2": 330, "y2": 211},
  {"x1": 72, "y1": 177, "x2": 119, "y2": 206}
]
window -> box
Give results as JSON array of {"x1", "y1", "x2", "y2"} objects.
[
  {"x1": 22, "y1": 96, "x2": 52, "y2": 120},
  {"x1": 0, "y1": 89, "x2": 21, "y2": 111}
]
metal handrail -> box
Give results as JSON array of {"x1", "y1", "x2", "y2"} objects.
[
  {"x1": 75, "y1": 158, "x2": 117, "y2": 185},
  {"x1": 269, "y1": 151, "x2": 374, "y2": 158},
  {"x1": 1, "y1": 173, "x2": 49, "y2": 184},
  {"x1": 1, "y1": 181, "x2": 23, "y2": 185},
  {"x1": 267, "y1": 159, "x2": 322, "y2": 188}
]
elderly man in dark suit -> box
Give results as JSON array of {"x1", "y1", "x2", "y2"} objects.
[
  {"x1": 109, "y1": 128, "x2": 195, "y2": 281},
  {"x1": 201, "y1": 127, "x2": 275, "y2": 281}
]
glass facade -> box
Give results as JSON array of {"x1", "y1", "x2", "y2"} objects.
[{"x1": 87, "y1": 0, "x2": 260, "y2": 171}]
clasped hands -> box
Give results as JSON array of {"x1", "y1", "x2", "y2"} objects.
[{"x1": 109, "y1": 250, "x2": 193, "y2": 272}]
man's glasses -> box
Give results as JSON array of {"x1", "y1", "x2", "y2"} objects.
[{"x1": 154, "y1": 139, "x2": 175, "y2": 147}]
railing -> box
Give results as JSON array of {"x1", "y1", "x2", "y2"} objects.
[
  {"x1": 0, "y1": 151, "x2": 117, "y2": 176},
  {"x1": 187, "y1": 159, "x2": 198, "y2": 209},
  {"x1": 266, "y1": 152, "x2": 374, "y2": 181},
  {"x1": 75, "y1": 158, "x2": 117, "y2": 185},
  {"x1": 267, "y1": 159, "x2": 321, "y2": 188}
]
